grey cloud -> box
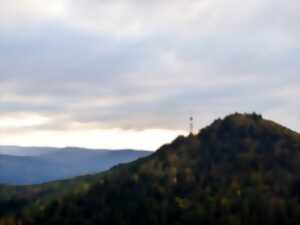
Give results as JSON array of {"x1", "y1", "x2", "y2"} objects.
[{"x1": 0, "y1": 0, "x2": 299, "y2": 133}]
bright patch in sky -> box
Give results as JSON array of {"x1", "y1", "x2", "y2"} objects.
[
  {"x1": 0, "y1": 114, "x2": 50, "y2": 129},
  {"x1": 0, "y1": 127, "x2": 183, "y2": 150}
]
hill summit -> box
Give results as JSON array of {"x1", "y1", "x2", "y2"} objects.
[{"x1": 3, "y1": 113, "x2": 300, "y2": 225}]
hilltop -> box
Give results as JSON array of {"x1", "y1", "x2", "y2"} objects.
[{"x1": 2, "y1": 113, "x2": 300, "y2": 225}]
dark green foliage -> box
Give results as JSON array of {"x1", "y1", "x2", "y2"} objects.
[{"x1": 2, "y1": 113, "x2": 300, "y2": 225}]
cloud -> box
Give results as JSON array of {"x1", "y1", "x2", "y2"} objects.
[
  {"x1": 0, "y1": 0, "x2": 65, "y2": 31},
  {"x1": 0, "y1": 0, "x2": 299, "y2": 149}
]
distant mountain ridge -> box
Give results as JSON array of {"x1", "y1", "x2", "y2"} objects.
[
  {"x1": 0, "y1": 145, "x2": 146, "y2": 156},
  {"x1": 0, "y1": 146, "x2": 151, "y2": 185},
  {"x1": 0, "y1": 146, "x2": 60, "y2": 156}
]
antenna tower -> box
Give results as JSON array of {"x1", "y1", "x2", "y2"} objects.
[{"x1": 189, "y1": 116, "x2": 194, "y2": 135}]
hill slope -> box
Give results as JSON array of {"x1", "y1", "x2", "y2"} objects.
[
  {"x1": 3, "y1": 113, "x2": 300, "y2": 225},
  {"x1": 0, "y1": 148, "x2": 151, "y2": 185}
]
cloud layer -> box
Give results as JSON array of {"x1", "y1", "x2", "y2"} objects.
[{"x1": 0, "y1": 0, "x2": 299, "y2": 149}]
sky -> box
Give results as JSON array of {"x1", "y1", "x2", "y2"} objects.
[{"x1": 0, "y1": 0, "x2": 299, "y2": 150}]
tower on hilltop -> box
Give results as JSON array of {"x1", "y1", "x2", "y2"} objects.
[{"x1": 189, "y1": 116, "x2": 194, "y2": 135}]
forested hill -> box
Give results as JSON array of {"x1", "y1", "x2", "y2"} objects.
[{"x1": 3, "y1": 113, "x2": 300, "y2": 225}]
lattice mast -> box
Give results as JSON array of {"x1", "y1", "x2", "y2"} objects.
[{"x1": 189, "y1": 116, "x2": 194, "y2": 135}]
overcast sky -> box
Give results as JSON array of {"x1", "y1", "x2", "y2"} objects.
[{"x1": 0, "y1": 0, "x2": 299, "y2": 150}]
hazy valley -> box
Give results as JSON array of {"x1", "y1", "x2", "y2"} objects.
[{"x1": 0, "y1": 147, "x2": 150, "y2": 185}]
